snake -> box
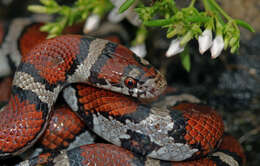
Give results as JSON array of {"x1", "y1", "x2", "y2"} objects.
[{"x1": 0, "y1": 18, "x2": 245, "y2": 166}]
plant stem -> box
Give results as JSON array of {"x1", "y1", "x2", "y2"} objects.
[
  {"x1": 203, "y1": 0, "x2": 225, "y2": 25},
  {"x1": 207, "y1": 0, "x2": 231, "y2": 20},
  {"x1": 132, "y1": 25, "x2": 147, "y2": 45},
  {"x1": 189, "y1": 0, "x2": 196, "y2": 7},
  {"x1": 202, "y1": 0, "x2": 211, "y2": 12}
]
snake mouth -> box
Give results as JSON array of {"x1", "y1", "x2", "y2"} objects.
[
  {"x1": 133, "y1": 88, "x2": 147, "y2": 98},
  {"x1": 138, "y1": 73, "x2": 167, "y2": 99}
]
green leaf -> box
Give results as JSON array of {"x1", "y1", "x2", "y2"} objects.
[
  {"x1": 186, "y1": 15, "x2": 210, "y2": 23},
  {"x1": 28, "y1": 5, "x2": 48, "y2": 13},
  {"x1": 47, "y1": 33, "x2": 58, "y2": 39},
  {"x1": 118, "y1": 0, "x2": 136, "y2": 14},
  {"x1": 40, "y1": 0, "x2": 57, "y2": 6},
  {"x1": 235, "y1": 19, "x2": 255, "y2": 32},
  {"x1": 40, "y1": 0, "x2": 52, "y2": 6},
  {"x1": 180, "y1": 47, "x2": 191, "y2": 72},
  {"x1": 49, "y1": 25, "x2": 61, "y2": 34},
  {"x1": 167, "y1": 29, "x2": 178, "y2": 38},
  {"x1": 81, "y1": 11, "x2": 89, "y2": 20},
  {"x1": 230, "y1": 42, "x2": 239, "y2": 54},
  {"x1": 143, "y1": 18, "x2": 173, "y2": 27},
  {"x1": 39, "y1": 24, "x2": 52, "y2": 32}
]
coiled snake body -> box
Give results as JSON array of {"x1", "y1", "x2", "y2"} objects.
[{"x1": 0, "y1": 20, "x2": 245, "y2": 166}]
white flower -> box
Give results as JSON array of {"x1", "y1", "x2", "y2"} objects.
[
  {"x1": 211, "y1": 35, "x2": 224, "y2": 59},
  {"x1": 83, "y1": 14, "x2": 101, "y2": 34},
  {"x1": 198, "y1": 29, "x2": 213, "y2": 54},
  {"x1": 166, "y1": 38, "x2": 185, "y2": 57},
  {"x1": 130, "y1": 44, "x2": 147, "y2": 58}
]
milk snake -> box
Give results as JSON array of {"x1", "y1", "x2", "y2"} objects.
[{"x1": 0, "y1": 17, "x2": 245, "y2": 166}]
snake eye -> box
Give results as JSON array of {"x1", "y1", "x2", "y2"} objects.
[{"x1": 124, "y1": 77, "x2": 137, "y2": 89}]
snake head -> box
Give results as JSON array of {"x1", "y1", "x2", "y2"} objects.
[
  {"x1": 88, "y1": 39, "x2": 167, "y2": 99},
  {"x1": 120, "y1": 62, "x2": 167, "y2": 99}
]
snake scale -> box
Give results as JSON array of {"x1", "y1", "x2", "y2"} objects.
[{"x1": 0, "y1": 17, "x2": 245, "y2": 166}]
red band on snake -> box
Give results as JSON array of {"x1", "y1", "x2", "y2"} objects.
[
  {"x1": 62, "y1": 84, "x2": 224, "y2": 161},
  {"x1": 0, "y1": 34, "x2": 166, "y2": 157},
  {"x1": 22, "y1": 135, "x2": 245, "y2": 166}
]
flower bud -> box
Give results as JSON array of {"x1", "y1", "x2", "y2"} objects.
[
  {"x1": 166, "y1": 39, "x2": 185, "y2": 57},
  {"x1": 229, "y1": 37, "x2": 238, "y2": 47},
  {"x1": 198, "y1": 29, "x2": 212, "y2": 54},
  {"x1": 211, "y1": 35, "x2": 224, "y2": 59},
  {"x1": 130, "y1": 44, "x2": 147, "y2": 58},
  {"x1": 231, "y1": 43, "x2": 239, "y2": 54},
  {"x1": 83, "y1": 14, "x2": 100, "y2": 34},
  {"x1": 224, "y1": 37, "x2": 230, "y2": 50}
]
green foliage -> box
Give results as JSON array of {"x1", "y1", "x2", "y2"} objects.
[
  {"x1": 134, "y1": 0, "x2": 254, "y2": 70},
  {"x1": 28, "y1": 0, "x2": 254, "y2": 71},
  {"x1": 119, "y1": 0, "x2": 136, "y2": 13},
  {"x1": 28, "y1": 0, "x2": 113, "y2": 38},
  {"x1": 180, "y1": 47, "x2": 191, "y2": 72}
]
